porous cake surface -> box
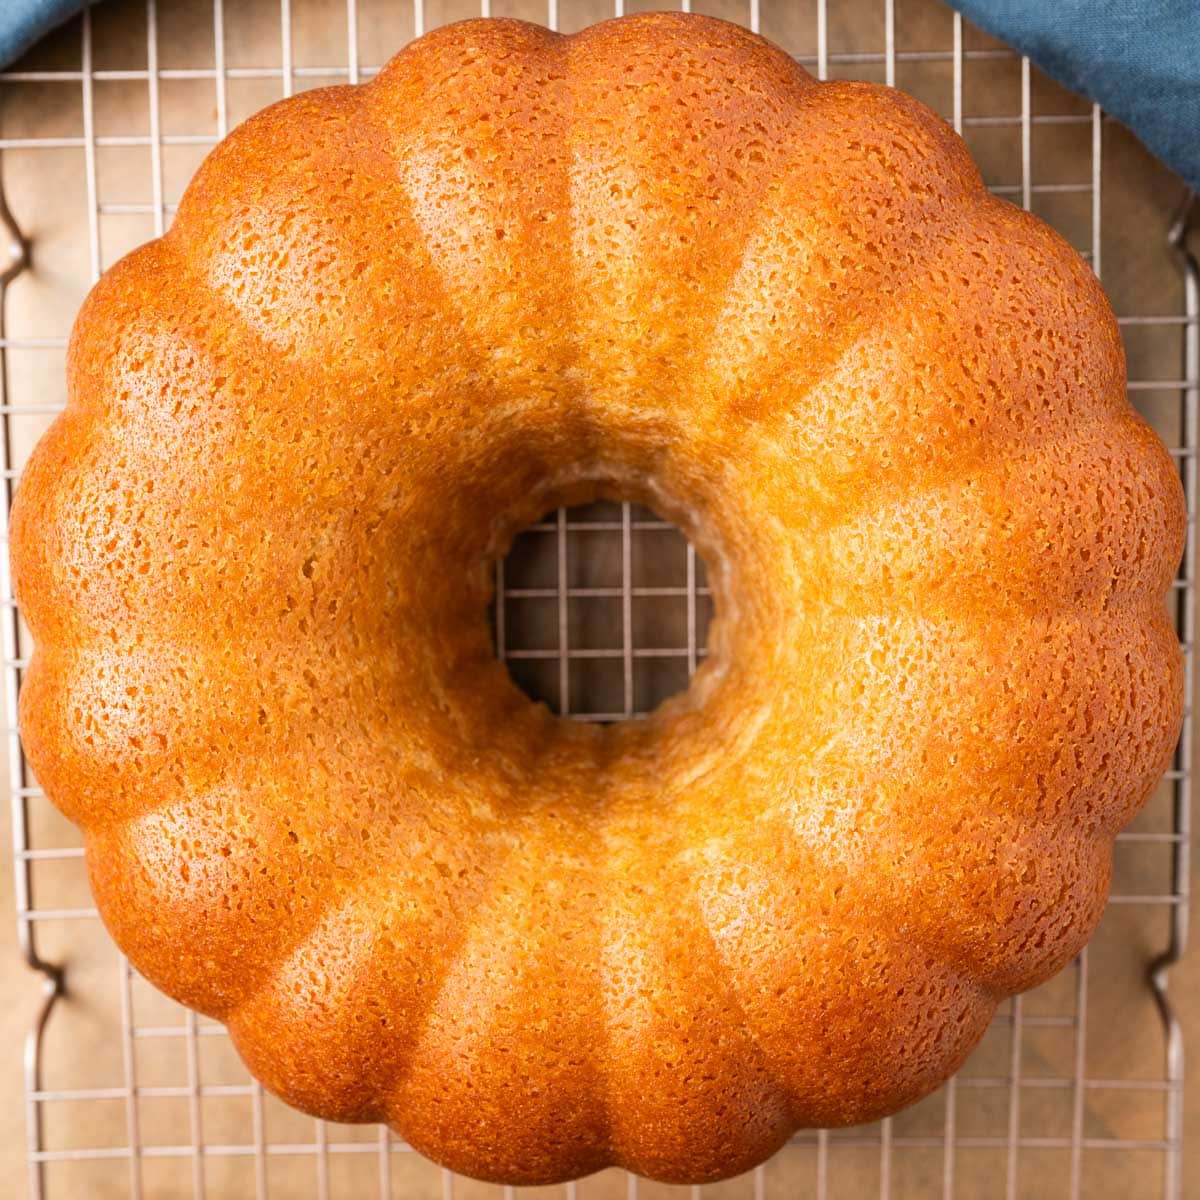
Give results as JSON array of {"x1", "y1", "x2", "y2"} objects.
[{"x1": 10, "y1": 12, "x2": 1185, "y2": 1185}]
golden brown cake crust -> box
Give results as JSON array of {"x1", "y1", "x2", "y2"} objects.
[{"x1": 11, "y1": 12, "x2": 1185, "y2": 1185}]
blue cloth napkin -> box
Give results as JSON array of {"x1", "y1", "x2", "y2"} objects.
[
  {"x1": 948, "y1": 0, "x2": 1200, "y2": 192},
  {"x1": 0, "y1": 0, "x2": 85, "y2": 69},
  {"x1": 1, "y1": 0, "x2": 1197, "y2": 191}
]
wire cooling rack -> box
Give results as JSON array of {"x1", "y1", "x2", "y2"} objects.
[{"x1": 1, "y1": 1, "x2": 1196, "y2": 1198}]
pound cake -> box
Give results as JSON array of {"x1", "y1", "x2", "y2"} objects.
[{"x1": 10, "y1": 12, "x2": 1185, "y2": 1185}]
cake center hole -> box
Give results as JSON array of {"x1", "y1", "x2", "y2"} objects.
[{"x1": 491, "y1": 501, "x2": 714, "y2": 723}]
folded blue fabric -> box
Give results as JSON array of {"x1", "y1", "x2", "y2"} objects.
[
  {"x1": 0, "y1": 0, "x2": 86, "y2": 70},
  {"x1": 949, "y1": 0, "x2": 1200, "y2": 192},
  {"x1": 1, "y1": 0, "x2": 1196, "y2": 191}
]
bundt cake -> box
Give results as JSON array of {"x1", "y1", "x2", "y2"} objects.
[{"x1": 11, "y1": 11, "x2": 1185, "y2": 1186}]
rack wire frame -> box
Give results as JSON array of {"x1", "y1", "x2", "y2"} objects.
[{"x1": 0, "y1": 0, "x2": 1195, "y2": 1198}]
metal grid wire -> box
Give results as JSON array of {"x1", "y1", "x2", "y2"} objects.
[{"x1": 0, "y1": 0, "x2": 1195, "y2": 1197}]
